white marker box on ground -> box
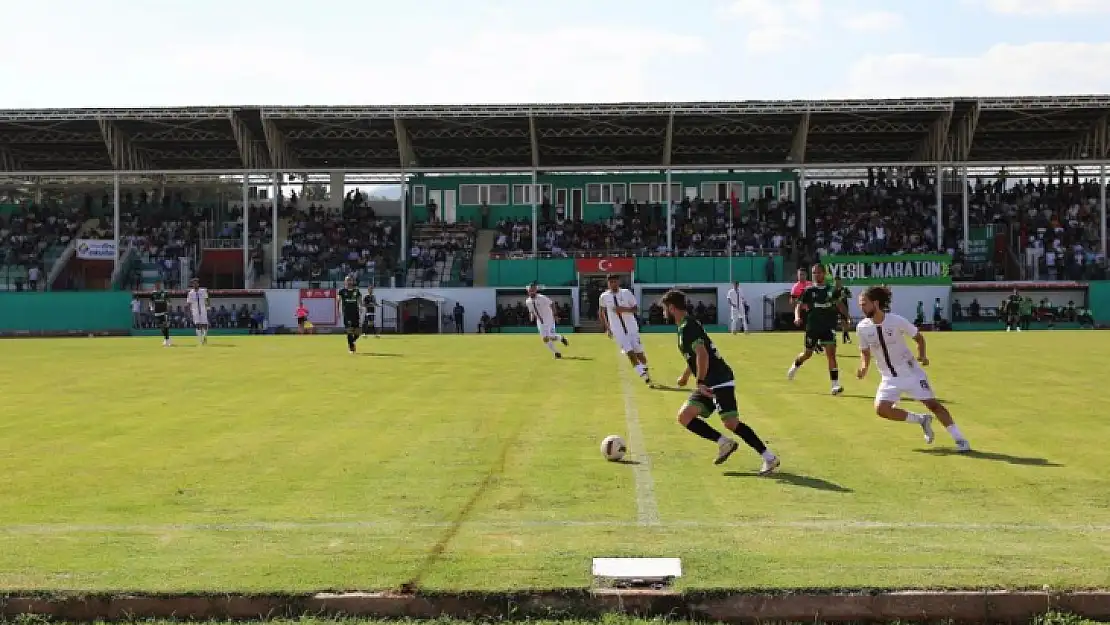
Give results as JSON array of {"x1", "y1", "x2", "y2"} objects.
[{"x1": 592, "y1": 557, "x2": 682, "y2": 587}]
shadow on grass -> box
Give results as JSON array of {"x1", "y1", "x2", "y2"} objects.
[
  {"x1": 356, "y1": 352, "x2": 404, "y2": 357},
  {"x1": 559, "y1": 356, "x2": 595, "y2": 361},
  {"x1": 651, "y1": 385, "x2": 691, "y2": 393},
  {"x1": 614, "y1": 459, "x2": 642, "y2": 466},
  {"x1": 723, "y1": 470, "x2": 853, "y2": 493},
  {"x1": 914, "y1": 448, "x2": 1063, "y2": 467}
]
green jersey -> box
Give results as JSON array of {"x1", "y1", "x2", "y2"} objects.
[
  {"x1": 150, "y1": 289, "x2": 170, "y2": 314},
  {"x1": 677, "y1": 316, "x2": 734, "y2": 387},
  {"x1": 799, "y1": 283, "x2": 840, "y2": 331},
  {"x1": 337, "y1": 287, "x2": 361, "y2": 318}
]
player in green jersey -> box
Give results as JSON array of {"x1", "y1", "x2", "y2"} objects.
[
  {"x1": 662, "y1": 290, "x2": 779, "y2": 474},
  {"x1": 788, "y1": 264, "x2": 849, "y2": 395},
  {"x1": 336, "y1": 275, "x2": 363, "y2": 353},
  {"x1": 150, "y1": 279, "x2": 172, "y2": 347}
]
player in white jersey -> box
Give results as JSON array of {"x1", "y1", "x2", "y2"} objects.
[
  {"x1": 855, "y1": 286, "x2": 970, "y2": 452},
  {"x1": 185, "y1": 278, "x2": 211, "y2": 345},
  {"x1": 726, "y1": 281, "x2": 749, "y2": 334},
  {"x1": 525, "y1": 282, "x2": 569, "y2": 359},
  {"x1": 598, "y1": 274, "x2": 651, "y2": 385}
]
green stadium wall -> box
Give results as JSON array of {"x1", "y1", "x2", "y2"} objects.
[
  {"x1": 486, "y1": 256, "x2": 783, "y2": 287},
  {"x1": 0, "y1": 291, "x2": 132, "y2": 333},
  {"x1": 1088, "y1": 281, "x2": 1110, "y2": 323},
  {"x1": 408, "y1": 171, "x2": 798, "y2": 223}
]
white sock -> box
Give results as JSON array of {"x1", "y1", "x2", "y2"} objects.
[
  {"x1": 761, "y1": 450, "x2": 776, "y2": 461},
  {"x1": 545, "y1": 341, "x2": 559, "y2": 354},
  {"x1": 904, "y1": 412, "x2": 925, "y2": 424},
  {"x1": 635, "y1": 363, "x2": 646, "y2": 376},
  {"x1": 553, "y1": 334, "x2": 563, "y2": 342},
  {"x1": 946, "y1": 424, "x2": 965, "y2": 441}
]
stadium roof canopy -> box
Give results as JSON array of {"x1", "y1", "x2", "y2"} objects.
[{"x1": 0, "y1": 96, "x2": 1108, "y2": 174}]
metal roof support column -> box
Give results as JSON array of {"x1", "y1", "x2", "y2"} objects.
[
  {"x1": 261, "y1": 119, "x2": 303, "y2": 170},
  {"x1": 242, "y1": 173, "x2": 251, "y2": 289},
  {"x1": 962, "y1": 166, "x2": 970, "y2": 256},
  {"x1": 528, "y1": 115, "x2": 540, "y2": 169},
  {"x1": 531, "y1": 169, "x2": 539, "y2": 256},
  {"x1": 272, "y1": 171, "x2": 281, "y2": 281},
  {"x1": 399, "y1": 166, "x2": 408, "y2": 268},
  {"x1": 663, "y1": 111, "x2": 674, "y2": 167},
  {"x1": 1101, "y1": 164, "x2": 1107, "y2": 264},
  {"x1": 98, "y1": 119, "x2": 154, "y2": 170},
  {"x1": 230, "y1": 112, "x2": 269, "y2": 169},
  {"x1": 935, "y1": 165, "x2": 943, "y2": 253},
  {"x1": 798, "y1": 168, "x2": 807, "y2": 238},
  {"x1": 665, "y1": 168, "x2": 673, "y2": 251},
  {"x1": 113, "y1": 174, "x2": 121, "y2": 277},
  {"x1": 394, "y1": 118, "x2": 417, "y2": 168},
  {"x1": 790, "y1": 112, "x2": 810, "y2": 164},
  {"x1": 915, "y1": 109, "x2": 952, "y2": 161}
]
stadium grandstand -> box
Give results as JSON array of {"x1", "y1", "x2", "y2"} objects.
[{"x1": 0, "y1": 96, "x2": 1106, "y2": 300}]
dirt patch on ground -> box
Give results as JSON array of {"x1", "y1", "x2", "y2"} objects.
[{"x1": 1, "y1": 590, "x2": 1107, "y2": 623}]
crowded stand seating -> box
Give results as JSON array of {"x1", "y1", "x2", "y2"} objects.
[
  {"x1": 0, "y1": 202, "x2": 91, "y2": 291},
  {"x1": 276, "y1": 202, "x2": 400, "y2": 288},
  {"x1": 489, "y1": 195, "x2": 799, "y2": 262},
  {"x1": 406, "y1": 222, "x2": 475, "y2": 288}
]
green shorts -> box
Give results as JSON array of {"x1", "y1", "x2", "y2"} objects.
[{"x1": 684, "y1": 384, "x2": 739, "y2": 419}]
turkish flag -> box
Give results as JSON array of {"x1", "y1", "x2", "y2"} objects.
[{"x1": 575, "y1": 257, "x2": 636, "y2": 274}]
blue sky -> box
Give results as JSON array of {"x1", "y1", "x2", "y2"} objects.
[{"x1": 3, "y1": 0, "x2": 1109, "y2": 107}]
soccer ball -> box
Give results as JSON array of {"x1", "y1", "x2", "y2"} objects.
[{"x1": 601, "y1": 435, "x2": 627, "y2": 462}]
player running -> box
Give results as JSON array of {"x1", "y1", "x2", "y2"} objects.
[
  {"x1": 1003, "y1": 289, "x2": 1022, "y2": 332},
  {"x1": 661, "y1": 290, "x2": 779, "y2": 473},
  {"x1": 833, "y1": 277, "x2": 852, "y2": 344},
  {"x1": 787, "y1": 264, "x2": 848, "y2": 395},
  {"x1": 726, "y1": 281, "x2": 749, "y2": 335},
  {"x1": 599, "y1": 274, "x2": 651, "y2": 385},
  {"x1": 526, "y1": 282, "x2": 569, "y2": 359},
  {"x1": 790, "y1": 267, "x2": 818, "y2": 352},
  {"x1": 150, "y1": 279, "x2": 172, "y2": 347},
  {"x1": 361, "y1": 287, "x2": 380, "y2": 339},
  {"x1": 185, "y1": 278, "x2": 210, "y2": 345},
  {"x1": 336, "y1": 275, "x2": 363, "y2": 353},
  {"x1": 855, "y1": 286, "x2": 971, "y2": 452}
]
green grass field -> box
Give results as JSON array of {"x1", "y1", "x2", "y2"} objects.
[{"x1": 0, "y1": 330, "x2": 1107, "y2": 592}]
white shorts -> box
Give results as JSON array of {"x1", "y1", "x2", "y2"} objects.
[
  {"x1": 537, "y1": 322, "x2": 557, "y2": 339},
  {"x1": 875, "y1": 368, "x2": 936, "y2": 404},
  {"x1": 730, "y1": 309, "x2": 745, "y2": 320},
  {"x1": 613, "y1": 330, "x2": 644, "y2": 354},
  {"x1": 190, "y1": 310, "x2": 209, "y2": 326}
]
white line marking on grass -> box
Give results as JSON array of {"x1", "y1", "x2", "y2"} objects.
[
  {"x1": 618, "y1": 357, "x2": 661, "y2": 527},
  {"x1": 1, "y1": 519, "x2": 1108, "y2": 535}
]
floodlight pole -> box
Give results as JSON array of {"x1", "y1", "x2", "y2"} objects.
[
  {"x1": 400, "y1": 167, "x2": 408, "y2": 273},
  {"x1": 242, "y1": 172, "x2": 250, "y2": 289},
  {"x1": 112, "y1": 172, "x2": 120, "y2": 277}
]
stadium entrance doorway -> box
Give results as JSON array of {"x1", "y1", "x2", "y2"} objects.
[{"x1": 575, "y1": 257, "x2": 634, "y2": 330}]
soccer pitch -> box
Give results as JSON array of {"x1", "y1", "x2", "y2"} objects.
[{"x1": 0, "y1": 331, "x2": 1107, "y2": 592}]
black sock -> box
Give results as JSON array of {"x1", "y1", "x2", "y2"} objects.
[
  {"x1": 730, "y1": 421, "x2": 768, "y2": 454},
  {"x1": 685, "y1": 418, "x2": 723, "y2": 443},
  {"x1": 162, "y1": 327, "x2": 170, "y2": 340},
  {"x1": 830, "y1": 368, "x2": 839, "y2": 382},
  {"x1": 793, "y1": 358, "x2": 803, "y2": 368},
  {"x1": 346, "y1": 334, "x2": 355, "y2": 349}
]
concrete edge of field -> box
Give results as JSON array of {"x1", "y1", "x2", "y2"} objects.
[{"x1": 1, "y1": 590, "x2": 1109, "y2": 623}]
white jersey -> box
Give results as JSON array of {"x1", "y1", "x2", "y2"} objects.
[
  {"x1": 727, "y1": 287, "x2": 746, "y2": 314},
  {"x1": 856, "y1": 313, "x2": 921, "y2": 379},
  {"x1": 186, "y1": 288, "x2": 209, "y2": 321},
  {"x1": 526, "y1": 294, "x2": 556, "y2": 326},
  {"x1": 599, "y1": 288, "x2": 640, "y2": 336}
]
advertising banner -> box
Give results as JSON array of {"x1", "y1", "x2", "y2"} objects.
[
  {"x1": 76, "y1": 239, "x2": 115, "y2": 260},
  {"x1": 822, "y1": 254, "x2": 952, "y2": 285}
]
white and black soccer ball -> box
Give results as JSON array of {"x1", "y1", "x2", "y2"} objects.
[{"x1": 601, "y1": 434, "x2": 627, "y2": 462}]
